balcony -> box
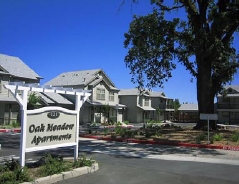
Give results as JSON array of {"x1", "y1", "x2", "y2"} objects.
[
  {"x1": 166, "y1": 105, "x2": 174, "y2": 109},
  {"x1": 158, "y1": 104, "x2": 174, "y2": 110},
  {"x1": 217, "y1": 103, "x2": 239, "y2": 109}
]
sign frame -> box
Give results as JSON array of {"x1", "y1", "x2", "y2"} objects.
[{"x1": 4, "y1": 82, "x2": 91, "y2": 167}]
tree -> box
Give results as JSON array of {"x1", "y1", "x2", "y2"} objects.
[
  {"x1": 124, "y1": 0, "x2": 239, "y2": 129},
  {"x1": 27, "y1": 92, "x2": 40, "y2": 110},
  {"x1": 173, "y1": 99, "x2": 181, "y2": 121}
]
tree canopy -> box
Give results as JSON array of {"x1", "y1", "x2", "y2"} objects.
[{"x1": 124, "y1": 0, "x2": 239, "y2": 128}]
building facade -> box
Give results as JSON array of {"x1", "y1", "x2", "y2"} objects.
[
  {"x1": 119, "y1": 89, "x2": 175, "y2": 123},
  {"x1": 0, "y1": 54, "x2": 42, "y2": 124},
  {"x1": 45, "y1": 69, "x2": 125, "y2": 124},
  {"x1": 217, "y1": 85, "x2": 239, "y2": 125}
]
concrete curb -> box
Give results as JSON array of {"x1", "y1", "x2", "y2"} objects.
[
  {"x1": 21, "y1": 162, "x2": 99, "y2": 184},
  {"x1": 80, "y1": 134, "x2": 239, "y2": 151},
  {"x1": 0, "y1": 128, "x2": 21, "y2": 133}
]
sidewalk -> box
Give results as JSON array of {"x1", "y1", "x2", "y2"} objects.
[
  {"x1": 79, "y1": 137, "x2": 239, "y2": 165},
  {"x1": 80, "y1": 134, "x2": 239, "y2": 151}
]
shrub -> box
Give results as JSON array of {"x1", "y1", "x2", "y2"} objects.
[
  {"x1": 37, "y1": 153, "x2": 69, "y2": 177},
  {"x1": 0, "y1": 159, "x2": 32, "y2": 184},
  {"x1": 195, "y1": 132, "x2": 206, "y2": 144},
  {"x1": 11, "y1": 121, "x2": 20, "y2": 128},
  {"x1": 213, "y1": 133, "x2": 223, "y2": 141},
  {"x1": 73, "y1": 155, "x2": 95, "y2": 168},
  {"x1": 230, "y1": 131, "x2": 239, "y2": 142},
  {"x1": 123, "y1": 121, "x2": 129, "y2": 125}
]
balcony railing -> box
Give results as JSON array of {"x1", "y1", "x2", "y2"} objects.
[
  {"x1": 166, "y1": 105, "x2": 174, "y2": 109},
  {"x1": 158, "y1": 104, "x2": 174, "y2": 110},
  {"x1": 217, "y1": 104, "x2": 239, "y2": 109}
]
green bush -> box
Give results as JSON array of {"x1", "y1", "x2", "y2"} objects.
[
  {"x1": 123, "y1": 121, "x2": 129, "y2": 125},
  {"x1": 0, "y1": 154, "x2": 96, "y2": 184},
  {"x1": 11, "y1": 121, "x2": 20, "y2": 128},
  {"x1": 38, "y1": 153, "x2": 69, "y2": 177},
  {"x1": 195, "y1": 132, "x2": 206, "y2": 144},
  {"x1": 230, "y1": 131, "x2": 239, "y2": 142},
  {"x1": 213, "y1": 133, "x2": 223, "y2": 141},
  {"x1": 0, "y1": 159, "x2": 32, "y2": 184},
  {"x1": 73, "y1": 155, "x2": 95, "y2": 168}
]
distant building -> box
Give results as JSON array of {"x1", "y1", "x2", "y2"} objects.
[
  {"x1": 0, "y1": 54, "x2": 42, "y2": 124},
  {"x1": 178, "y1": 104, "x2": 198, "y2": 122},
  {"x1": 119, "y1": 88, "x2": 174, "y2": 123},
  {"x1": 217, "y1": 85, "x2": 239, "y2": 125}
]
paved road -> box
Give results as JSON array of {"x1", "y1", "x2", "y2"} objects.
[
  {"x1": 56, "y1": 153, "x2": 239, "y2": 184},
  {"x1": 1, "y1": 132, "x2": 239, "y2": 184}
]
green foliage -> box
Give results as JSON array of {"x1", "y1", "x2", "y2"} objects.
[
  {"x1": 0, "y1": 154, "x2": 96, "y2": 184},
  {"x1": 11, "y1": 121, "x2": 20, "y2": 128},
  {"x1": 27, "y1": 92, "x2": 40, "y2": 110},
  {"x1": 114, "y1": 126, "x2": 135, "y2": 138},
  {"x1": 38, "y1": 153, "x2": 69, "y2": 177},
  {"x1": 0, "y1": 159, "x2": 32, "y2": 184},
  {"x1": 230, "y1": 131, "x2": 239, "y2": 142},
  {"x1": 124, "y1": 120, "x2": 130, "y2": 125},
  {"x1": 213, "y1": 133, "x2": 223, "y2": 141},
  {"x1": 195, "y1": 132, "x2": 206, "y2": 143},
  {"x1": 125, "y1": 1, "x2": 239, "y2": 129},
  {"x1": 73, "y1": 155, "x2": 95, "y2": 168}
]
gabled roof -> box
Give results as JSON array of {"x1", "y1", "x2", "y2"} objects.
[
  {"x1": 44, "y1": 69, "x2": 117, "y2": 89},
  {"x1": 0, "y1": 54, "x2": 42, "y2": 80},
  {"x1": 224, "y1": 85, "x2": 239, "y2": 92},
  {"x1": 119, "y1": 88, "x2": 142, "y2": 96},
  {"x1": 149, "y1": 91, "x2": 167, "y2": 98},
  {"x1": 178, "y1": 104, "x2": 198, "y2": 111},
  {"x1": 119, "y1": 88, "x2": 167, "y2": 98},
  {"x1": 218, "y1": 85, "x2": 239, "y2": 97}
]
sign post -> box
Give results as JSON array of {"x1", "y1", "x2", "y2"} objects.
[{"x1": 200, "y1": 113, "x2": 218, "y2": 144}]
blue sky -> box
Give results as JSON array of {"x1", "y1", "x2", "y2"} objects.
[{"x1": 0, "y1": 0, "x2": 238, "y2": 104}]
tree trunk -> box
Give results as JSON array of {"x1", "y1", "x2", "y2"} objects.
[{"x1": 195, "y1": 57, "x2": 216, "y2": 130}]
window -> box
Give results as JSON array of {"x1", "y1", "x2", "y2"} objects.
[
  {"x1": 96, "y1": 88, "x2": 105, "y2": 100},
  {"x1": 109, "y1": 92, "x2": 114, "y2": 101},
  {"x1": 222, "y1": 112, "x2": 229, "y2": 118},
  {"x1": 144, "y1": 97, "x2": 149, "y2": 106}
]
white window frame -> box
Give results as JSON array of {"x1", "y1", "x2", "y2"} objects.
[
  {"x1": 144, "y1": 97, "x2": 149, "y2": 106},
  {"x1": 109, "y1": 91, "x2": 114, "y2": 101},
  {"x1": 96, "y1": 88, "x2": 105, "y2": 100}
]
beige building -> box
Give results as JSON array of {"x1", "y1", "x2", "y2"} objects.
[
  {"x1": 119, "y1": 89, "x2": 174, "y2": 123},
  {"x1": 217, "y1": 85, "x2": 239, "y2": 125},
  {"x1": 45, "y1": 69, "x2": 125, "y2": 124},
  {"x1": 0, "y1": 54, "x2": 42, "y2": 124},
  {"x1": 178, "y1": 104, "x2": 198, "y2": 122}
]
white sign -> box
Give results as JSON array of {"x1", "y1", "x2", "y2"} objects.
[
  {"x1": 4, "y1": 82, "x2": 91, "y2": 167},
  {"x1": 200, "y1": 113, "x2": 218, "y2": 120},
  {"x1": 26, "y1": 107, "x2": 77, "y2": 152}
]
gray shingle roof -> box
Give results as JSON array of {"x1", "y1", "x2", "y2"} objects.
[
  {"x1": 119, "y1": 88, "x2": 141, "y2": 96},
  {"x1": 178, "y1": 104, "x2": 198, "y2": 111},
  {"x1": 149, "y1": 91, "x2": 167, "y2": 98},
  {"x1": 0, "y1": 54, "x2": 42, "y2": 80},
  {"x1": 119, "y1": 88, "x2": 167, "y2": 98},
  {"x1": 224, "y1": 85, "x2": 239, "y2": 93},
  {"x1": 45, "y1": 69, "x2": 102, "y2": 86}
]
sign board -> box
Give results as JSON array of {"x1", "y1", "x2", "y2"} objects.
[
  {"x1": 200, "y1": 113, "x2": 218, "y2": 120},
  {"x1": 4, "y1": 82, "x2": 91, "y2": 167},
  {"x1": 26, "y1": 107, "x2": 77, "y2": 152}
]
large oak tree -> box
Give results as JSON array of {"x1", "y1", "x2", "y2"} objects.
[{"x1": 124, "y1": 0, "x2": 239, "y2": 129}]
